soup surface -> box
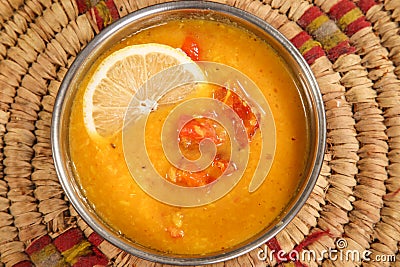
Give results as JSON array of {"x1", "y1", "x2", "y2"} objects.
[{"x1": 69, "y1": 18, "x2": 308, "y2": 255}]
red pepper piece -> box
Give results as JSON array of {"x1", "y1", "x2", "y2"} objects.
[
  {"x1": 166, "y1": 157, "x2": 229, "y2": 187},
  {"x1": 181, "y1": 36, "x2": 201, "y2": 61},
  {"x1": 179, "y1": 118, "x2": 226, "y2": 149},
  {"x1": 213, "y1": 86, "x2": 259, "y2": 139}
]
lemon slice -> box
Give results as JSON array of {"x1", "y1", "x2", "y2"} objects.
[{"x1": 83, "y1": 43, "x2": 203, "y2": 140}]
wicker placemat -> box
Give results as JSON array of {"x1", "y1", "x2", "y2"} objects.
[{"x1": 1, "y1": 0, "x2": 400, "y2": 266}]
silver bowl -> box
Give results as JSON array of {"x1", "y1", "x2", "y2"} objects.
[{"x1": 52, "y1": 1, "x2": 326, "y2": 265}]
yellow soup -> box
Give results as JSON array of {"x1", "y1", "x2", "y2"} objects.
[{"x1": 69, "y1": 19, "x2": 308, "y2": 255}]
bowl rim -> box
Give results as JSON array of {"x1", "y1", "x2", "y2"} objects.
[{"x1": 51, "y1": 1, "x2": 326, "y2": 265}]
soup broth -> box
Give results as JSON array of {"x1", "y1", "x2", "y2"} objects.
[{"x1": 69, "y1": 19, "x2": 308, "y2": 255}]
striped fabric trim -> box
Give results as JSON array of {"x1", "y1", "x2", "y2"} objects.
[
  {"x1": 25, "y1": 228, "x2": 108, "y2": 267},
  {"x1": 329, "y1": 0, "x2": 372, "y2": 37},
  {"x1": 298, "y1": 5, "x2": 356, "y2": 61},
  {"x1": 290, "y1": 31, "x2": 325, "y2": 65}
]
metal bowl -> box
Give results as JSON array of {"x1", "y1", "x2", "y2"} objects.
[{"x1": 52, "y1": 1, "x2": 326, "y2": 265}]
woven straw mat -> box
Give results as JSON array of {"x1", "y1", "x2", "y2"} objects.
[{"x1": 1, "y1": 0, "x2": 400, "y2": 266}]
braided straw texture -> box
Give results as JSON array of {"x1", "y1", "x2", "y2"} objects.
[{"x1": 1, "y1": 0, "x2": 400, "y2": 266}]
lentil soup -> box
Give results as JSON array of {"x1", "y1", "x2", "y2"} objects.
[{"x1": 68, "y1": 18, "x2": 308, "y2": 255}]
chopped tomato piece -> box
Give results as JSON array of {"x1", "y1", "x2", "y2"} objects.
[
  {"x1": 166, "y1": 157, "x2": 229, "y2": 187},
  {"x1": 213, "y1": 86, "x2": 259, "y2": 139},
  {"x1": 181, "y1": 36, "x2": 200, "y2": 61},
  {"x1": 179, "y1": 118, "x2": 226, "y2": 149},
  {"x1": 166, "y1": 226, "x2": 184, "y2": 238}
]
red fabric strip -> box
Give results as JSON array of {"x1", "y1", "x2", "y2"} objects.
[
  {"x1": 12, "y1": 261, "x2": 34, "y2": 267},
  {"x1": 298, "y1": 6, "x2": 323, "y2": 28},
  {"x1": 358, "y1": 0, "x2": 377, "y2": 13},
  {"x1": 88, "y1": 232, "x2": 104, "y2": 247},
  {"x1": 76, "y1": 0, "x2": 91, "y2": 14},
  {"x1": 295, "y1": 261, "x2": 307, "y2": 267},
  {"x1": 291, "y1": 31, "x2": 312, "y2": 49},
  {"x1": 54, "y1": 228, "x2": 84, "y2": 252},
  {"x1": 26, "y1": 235, "x2": 52, "y2": 255},
  {"x1": 266, "y1": 237, "x2": 282, "y2": 252},
  {"x1": 330, "y1": 0, "x2": 356, "y2": 20},
  {"x1": 72, "y1": 255, "x2": 108, "y2": 267},
  {"x1": 105, "y1": 0, "x2": 120, "y2": 21},
  {"x1": 303, "y1": 45, "x2": 325, "y2": 65},
  {"x1": 93, "y1": 7, "x2": 105, "y2": 31},
  {"x1": 345, "y1": 16, "x2": 371, "y2": 36},
  {"x1": 327, "y1": 40, "x2": 355, "y2": 61},
  {"x1": 294, "y1": 230, "x2": 330, "y2": 252},
  {"x1": 266, "y1": 238, "x2": 284, "y2": 263},
  {"x1": 92, "y1": 246, "x2": 109, "y2": 261},
  {"x1": 72, "y1": 248, "x2": 108, "y2": 267}
]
